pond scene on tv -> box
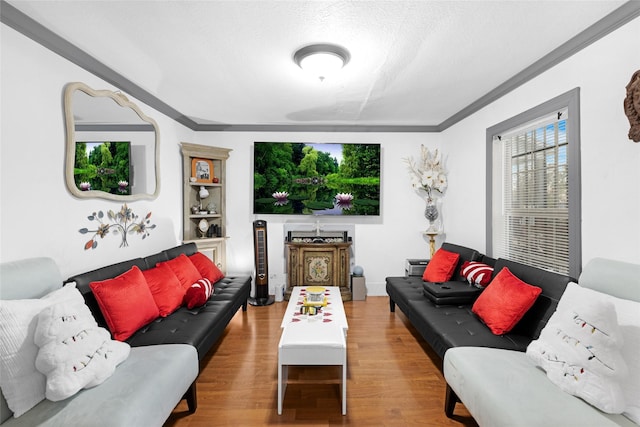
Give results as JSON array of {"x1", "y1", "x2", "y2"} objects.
[{"x1": 253, "y1": 142, "x2": 381, "y2": 216}]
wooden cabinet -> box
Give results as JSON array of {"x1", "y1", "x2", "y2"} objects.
[
  {"x1": 180, "y1": 142, "x2": 231, "y2": 273},
  {"x1": 285, "y1": 242, "x2": 352, "y2": 301}
]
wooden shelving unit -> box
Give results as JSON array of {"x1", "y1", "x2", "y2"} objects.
[{"x1": 180, "y1": 142, "x2": 231, "y2": 273}]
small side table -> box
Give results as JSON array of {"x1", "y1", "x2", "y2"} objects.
[{"x1": 424, "y1": 232, "x2": 439, "y2": 258}]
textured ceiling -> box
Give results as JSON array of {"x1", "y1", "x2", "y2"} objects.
[{"x1": 7, "y1": 0, "x2": 629, "y2": 128}]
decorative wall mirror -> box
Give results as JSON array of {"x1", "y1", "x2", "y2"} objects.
[{"x1": 64, "y1": 82, "x2": 160, "y2": 201}]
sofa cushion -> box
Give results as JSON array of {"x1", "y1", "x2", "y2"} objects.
[
  {"x1": 460, "y1": 261, "x2": 493, "y2": 287},
  {"x1": 422, "y1": 248, "x2": 460, "y2": 282},
  {"x1": 0, "y1": 284, "x2": 79, "y2": 417},
  {"x1": 472, "y1": 267, "x2": 542, "y2": 335},
  {"x1": 0, "y1": 345, "x2": 198, "y2": 427},
  {"x1": 90, "y1": 266, "x2": 159, "y2": 341},
  {"x1": 189, "y1": 252, "x2": 225, "y2": 283},
  {"x1": 142, "y1": 264, "x2": 184, "y2": 317},
  {"x1": 406, "y1": 298, "x2": 533, "y2": 358},
  {"x1": 33, "y1": 290, "x2": 130, "y2": 401},
  {"x1": 444, "y1": 347, "x2": 635, "y2": 427},
  {"x1": 126, "y1": 276, "x2": 251, "y2": 360},
  {"x1": 422, "y1": 281, "x2": 482, "y2": 305},
  {"x1": 184, "y1": 278, "x2": 213, "y2": 309},
  {"x1": 157, "y1": 254, "x2": 202, "y2": 291}
]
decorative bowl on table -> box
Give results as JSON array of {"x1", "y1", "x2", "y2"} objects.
[{"x1": 306, "y1": 286, "x2": 325, "y2": 303}]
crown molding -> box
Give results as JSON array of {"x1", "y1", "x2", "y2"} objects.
[
  {"x1": 438, "y1": 0, "x2": 640, "y2": 132},
  {"x1": 2, "y1": 0, "x2": 638, "y2": 133},
  {"x1": 192, "y1": 123, "x2": 439, "y2": 132},
  {"x1": 0, "y1": 0, "x2": 199, "y2": 130}
]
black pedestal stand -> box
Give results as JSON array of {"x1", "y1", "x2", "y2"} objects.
[
  {"x1": 248, "y1": 295, "x2": 275, "y2": 306},
  {"x1": 248, "y1": 282, "x2": 275, "y2": 306}
]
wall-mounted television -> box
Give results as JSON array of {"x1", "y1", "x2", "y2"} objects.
[
  {"x1": 74, "y1": 141, "x2": 132, "y2": 195},
  {"x1": 253, "y1": 142, "x2": 381, "y2": 216}
]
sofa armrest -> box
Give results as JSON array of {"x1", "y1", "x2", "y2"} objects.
[{"x1": 579, "y1": 258, "x2": 640, "y2": 302}]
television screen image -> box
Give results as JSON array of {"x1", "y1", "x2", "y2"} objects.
[
  {"x1": 253, "y1": 142, "x2": 381, "y2": 216},
  {"x1": 74, "y1": 141, "x2": 131, "y2": 195}
]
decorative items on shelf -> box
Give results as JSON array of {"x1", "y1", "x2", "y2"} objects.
[
  {"x1": 198, "y1": 186, "x2": 209, "y2": 212},
  {"x1": 198, "y1": 218, "x2": 209, "y2": 238},
  {"x1": 191, "y1": 158, "x2": 214, "y2": 183},
  {"x1": 79, "y1": 204, "x2": 156, "y2": 249},
  {"x1": 404, "y1": 144, "x2": 448, "y2": 232},
  {"x1": 180, "y1": 143, "x2": 231, "y2": 273}
]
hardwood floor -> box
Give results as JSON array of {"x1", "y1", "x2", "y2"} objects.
[{"x1": 165, "y1": 296, "x2": 478, "y2": 426}]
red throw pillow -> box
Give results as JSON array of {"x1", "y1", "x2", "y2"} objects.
[
  {"x1": 142, "y1": 264, "x2": 185, "y2": 317},
  {"x1": 90, "y1": 266, "x2": 160, "y2": 341},
  {"x1": 157, "y1": 254, "x2": 202, "y2": 291},
  {"x1": 460, "y1": 261, "x2": 494, "y2": 287},
  {"x1": 189, "y1": 252, "x2": 224, "y2": 283},
  {"x1": 184, "y1": 278, "x2": 213, "y2": 309},
  {"x1": 471, "y1": 267, "x2": 542, "y2": 335},
  {"x1": 422, "y1": 248, "x2": 460, "y2": 282}
]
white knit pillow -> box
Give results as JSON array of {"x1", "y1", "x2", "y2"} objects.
[
  {"x1": 33, "y1": 290, "x2": 130, "y2": 401},
  {"x1": 527, "y1": 285, "x2": 628, "y2": 414}
]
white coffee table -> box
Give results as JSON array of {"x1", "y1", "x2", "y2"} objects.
[{"x1": 277, "y1": 286, "x2": 348, "y2": 415}]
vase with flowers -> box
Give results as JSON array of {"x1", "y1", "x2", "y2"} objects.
[{"x1": 404, "y1": 145, "x2": 447, "y2": 232}]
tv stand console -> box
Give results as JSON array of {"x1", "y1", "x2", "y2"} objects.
[{"x1": 285, "y1": 241, "x2": 352, "y2": 301}]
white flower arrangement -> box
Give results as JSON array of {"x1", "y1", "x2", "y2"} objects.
[{"x1": 404, "y1": 145, "x2": 447, "y2": 200}]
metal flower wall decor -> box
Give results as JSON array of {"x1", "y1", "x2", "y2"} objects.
[{"x1": 79, "y1": 204, "x2": 156, "y2": 250}]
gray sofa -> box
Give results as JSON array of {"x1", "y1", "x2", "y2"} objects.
[
  {"x1": 0, "y1": 243, "x2": 251, "y2": 426},
  {"x1": 443, "y1": 258, "x2": 640, "y2": 426}
]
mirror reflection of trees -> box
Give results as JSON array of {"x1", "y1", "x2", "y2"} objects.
[
  {"x1": 74, "y1": 142, "x2": 131, "y2": 195},
  {"x1": 254, "y1": 142, "x2": 380, "y2": 215}
]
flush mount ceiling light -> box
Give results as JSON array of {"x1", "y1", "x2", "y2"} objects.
[{"x1": 293, "y1": 43, "x2": 350, "y2": 82}]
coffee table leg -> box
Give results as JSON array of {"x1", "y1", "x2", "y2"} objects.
[
  {"x1": 278, "y1": 360, "x2": 287, "y2": 414},
  {"x1": 342, "y1": 354, "x2": 347, "y2": 415}
]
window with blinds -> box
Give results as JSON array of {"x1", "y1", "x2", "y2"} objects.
[
  {"x1": 487, "y1": 88, "x2": 581, "y2": 278},
  {"x1": 494, "y1": 111, "x2": 569, "y2": 274}
]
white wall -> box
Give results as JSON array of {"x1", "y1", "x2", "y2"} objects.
[
  {"x1": 193, "y1": 132, "x2": 441, "y2": 295},
  {"x1": 3, "y1": 15, "x2": 638, "y2": 297},
  {"x1": 0, "y1": 25, "x2": 193, "y2": 279},
  {"x1": 442, "y1": 17, "x2": 640, "y2": 266},
  {"x1": 0, "y1": 24, "x2": 439, "y2": 294}
]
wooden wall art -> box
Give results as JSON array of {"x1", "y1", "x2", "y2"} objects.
[{"x1": 624, "y1": 69, "x2": 640, "y2": 142}]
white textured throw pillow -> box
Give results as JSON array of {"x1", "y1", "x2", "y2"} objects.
[
  {"x1": 33, "y1": 291, "x2": 130, "y2": 401},
  {"x1": 553, "y1": 282, "x2": 640, "y2": 424},
  {"x1": 0, "y1": 284, "x2": 79, "y2": 417},
  {"x1": 527, "y1": 282, "x2": 637, "y2": 416}
]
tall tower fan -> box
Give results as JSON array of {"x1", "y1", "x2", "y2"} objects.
[{"x1": 249, "y1": 220, "x2": 274, "y2": 306}]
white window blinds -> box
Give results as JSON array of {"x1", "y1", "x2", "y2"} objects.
[{"x1": 493, "y1": 109, "x2": 570, "y2": 274}]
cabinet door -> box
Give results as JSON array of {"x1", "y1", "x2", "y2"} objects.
[
  {"x1": 302, "y1": 248, "x2": 335, "y2": 287},
  {"x1": 195, "y1": 240, "x2": 225, "y2": 272}
]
